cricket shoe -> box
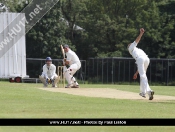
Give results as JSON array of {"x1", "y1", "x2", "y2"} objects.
[
  {"x1": 65, "y1": 84, "x2": 72, "y2": 88},
  {"x1": 148, "y1": 91, "x2": 154, "y2": 100},
  {"x1": 71, "y1": 85, "x2": 79, "y2": 88},
  {"x1": 139, "y1": 93, "x2": 146, "y2": 98}
]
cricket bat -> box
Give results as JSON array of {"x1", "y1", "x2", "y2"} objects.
[
  {"x1": 60, "y1": 45, "x2": 65, "y2": 59},
  {"x1": 60, "y1": 45, "x2": 68, "y2": 67}
]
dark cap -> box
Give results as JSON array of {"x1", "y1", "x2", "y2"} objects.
[
  {"x1": 46, "y1": 57, "x2": 52, "y2": 61},
  {"x1": 63, "y1": 44, "x2": 69, "y2": 48}
]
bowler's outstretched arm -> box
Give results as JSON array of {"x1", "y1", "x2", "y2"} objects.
[{"x1": 135, "y1": 28, "x2": 145, "y2": 44}]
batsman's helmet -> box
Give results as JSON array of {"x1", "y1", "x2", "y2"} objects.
[
  {"x1": 46, "y1": 57, "x2": 52, "y2": 61},
  {"x1": 63, "y1": 44, "x2": 69, "y2": 49}
]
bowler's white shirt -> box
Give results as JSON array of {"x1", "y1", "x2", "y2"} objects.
[
  {"x1": 66, "y1": 49, "x2": 81, "y2": 67},
  {"x1": 128, "y1": 41, "x2": 147, "y2": 60},
  {"x1": 42, "y1": 64, "x2": 57, "y2": 79}
]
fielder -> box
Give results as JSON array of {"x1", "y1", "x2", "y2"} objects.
[
  {"x1": 39, "y1": 57, "x2": 59, "y2": 87},
  {"x1": 127, "y1": 28, "x2": 154, "y2": 100},
  {"x1": 63, "y1": 45, "x2": 81, "y2": 88}
]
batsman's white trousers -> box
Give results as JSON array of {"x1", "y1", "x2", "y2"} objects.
[
  {"x1": 136, "y1": 56, "x2": 152, "y2": 95},
  {"x1": 64, "y1": 63, "x2": 81, "y2": 85}
]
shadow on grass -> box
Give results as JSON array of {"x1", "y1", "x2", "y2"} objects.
[{"x1": 148, "y1": 101, "x2": 175, "y2": 104}]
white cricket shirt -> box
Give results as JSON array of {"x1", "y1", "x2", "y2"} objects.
[
  {"x1": 128, "y1": 41, "x2": 147, "y2": 60},
  {"x1": 66, "y1": 49, "x2": 81, "y2": 67},
  {"x1": 42, "y1": 64, "x2": 57, "y2": 79}
]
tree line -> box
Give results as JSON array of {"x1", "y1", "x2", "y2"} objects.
[{"x1": 1, "y1": 0, "x2": 175, "y2": 60}]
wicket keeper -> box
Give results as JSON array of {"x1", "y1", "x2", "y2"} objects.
[
  {"x1": 63, "y1": 45, "x2": 81, "y2": 88},
  {"x1": 127, "y1": 28, "x2": 154, "y2": 100},
  {"x1": 39, "y1": 57, "x2": 59, "y2": 87}
]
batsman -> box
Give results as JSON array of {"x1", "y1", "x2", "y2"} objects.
[
  {"x1": 127, "y1": 28, "x2": 154, "y2": 100},
  {"x1": 39, "y1": 57, "x2": 59, "y2": 87},
  {"x1": 62, "y1": 44, "x2": 81, "y2": 88}
]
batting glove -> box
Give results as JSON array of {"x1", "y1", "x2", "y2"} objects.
[
  {"x1": 50, "y1": 78, "x2": 54, "y2": 83},
  {"x1": 46, "y1": 78, "x2": 50, "y2": 84}
]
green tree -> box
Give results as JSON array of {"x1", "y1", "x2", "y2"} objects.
[
  {"x1": 78, "y1": 0, "x2": 175, "y2": 59},
  {"x1": 157, "y1": 0, "x2": 175, "y2": 58},
  {"x1": 26, "y1": 1, "x2": 69, "y2": 58},
  {"x1": 60, "y1": 0, "x2": 88, "y2": 59},
  {"x1": 81, "y1": 0, "x2": 148, "y2": 58},
  {"x1": 0, "y1": 0, "x2": 27, "y2": 12},
  {"x1": 2, "y1": 0, "x2": 174, "y2": 60},
  {"x1": 135, "y1": 1, "x2": 175, "y2": 58}
]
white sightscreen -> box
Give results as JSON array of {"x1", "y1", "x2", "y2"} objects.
[{"x1": 0, "y1": 13, "x2": 28, "y2": 78}]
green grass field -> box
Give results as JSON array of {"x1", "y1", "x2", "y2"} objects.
[{"x1": 0, "y1": 81, "x2": 175, "y2": 132}]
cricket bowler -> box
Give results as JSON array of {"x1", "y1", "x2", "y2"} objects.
[
  {"x1": 63, "y1": 45, "x2": 81, "y2": 88},
  {"x1": 127, "y1": 28, "x2": 154, "y2": 100},
  {"x1": 39, "y1": 57, "x2": 59, "y2": 87}
]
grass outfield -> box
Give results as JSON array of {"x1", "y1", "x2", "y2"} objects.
[{"x1": 0, "y1": 81, "x2": 175, "y2": 132}]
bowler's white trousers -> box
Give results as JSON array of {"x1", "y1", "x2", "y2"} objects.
[
  {"x1": 136, "y1": 56, "x2": 152, "y2": 95},
  {"x1": 64, "y1": 62, "x2": 81, "y2": 85}
]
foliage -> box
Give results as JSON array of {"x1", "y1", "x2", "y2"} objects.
[
  {"x1": 3, "y1": 0, "x2": 175, "y2": 59},
  {"x1": 26, "y1": 1, "x2": 70, "y2": 58}
]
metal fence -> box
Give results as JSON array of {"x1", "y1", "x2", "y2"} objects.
[
  {"x1": 87, "y1": 58, "x2": 175, "y2": 86},
  {"x1": 26, "y1": 58, "x2": 86, "y2": 84},
  {"x1": 26, "y1": 58, "x2": 175, "y2": 86}
]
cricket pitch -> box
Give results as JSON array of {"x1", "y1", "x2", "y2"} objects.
[{"x1": 39, "y1": 88, "x2": 175, "y2": 102}]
